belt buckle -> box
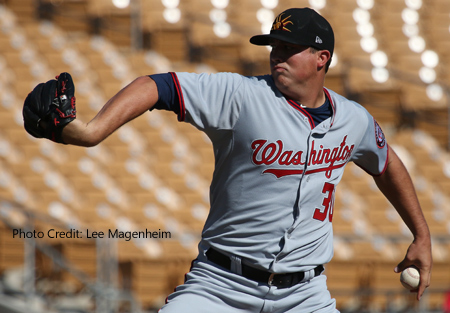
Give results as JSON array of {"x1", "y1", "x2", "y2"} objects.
[{"x1": 268, "y1": 273, "x2": 276, "y2": 286}]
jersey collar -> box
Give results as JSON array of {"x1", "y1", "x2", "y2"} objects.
[
  {"x1": 323, "y1": 88, "x2": 336, "y2": 128},
  {"x1": 285, "y1": 88, "x2": 336, "y2": 130}
]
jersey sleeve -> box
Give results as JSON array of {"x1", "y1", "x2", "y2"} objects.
[
  {"x1": 172, "y1": 72, "x2": 245, "y2": 131},
  {"x1": 350, "y1": 110, "x2": 389, "y2": 176}
]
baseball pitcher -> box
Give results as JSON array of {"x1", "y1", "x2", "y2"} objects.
[{"x1": 23, "y1": 7, "x2": 432, "y2": 313}]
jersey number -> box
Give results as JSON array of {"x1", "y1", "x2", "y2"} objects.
[{"x1": 313, "y1": 182, "x2": 335, "y2": 222}]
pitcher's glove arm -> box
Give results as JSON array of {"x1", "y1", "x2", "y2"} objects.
[{"x1": 23, "y1": 72, "x2": 76, "y2": 144}]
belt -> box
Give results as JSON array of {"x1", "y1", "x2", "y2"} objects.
[{"x1": 206, "y1": 248, "x2": 324, "y2": 289}]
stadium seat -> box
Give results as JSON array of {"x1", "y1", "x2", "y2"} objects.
[
  {"x1": 326, "y1": 259, "x2": 369, "y2": 310},
  {"x1": 0, "y1": 222, "x2": 25, "y2": 272},
  {"x1": 0, "y1": 1, "x2": 449, "y2": 310}
]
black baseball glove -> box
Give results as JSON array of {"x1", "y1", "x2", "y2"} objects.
[{"x1": 23, "y1": 72, "x2": 76, "y2": 144}]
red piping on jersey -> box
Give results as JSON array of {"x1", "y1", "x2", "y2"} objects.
[
  {"x1": 357, "y1": 143, "x2": 390, "y2": 177},
  {"x1": 263, "y1": 161, "x2": 347, "y2": 178},
  {"x1": 323, "y1": 88, "x2": 335, "y2": 127},
  {"x1": 287, "y1": 99, "x2": 314, "y2": 129},
  {"x1": 170, "y1": 72, "x2": 186, "y2": 121},
  {"x1": 286, "y1": 88, "x2": 335, "y2": 129}
]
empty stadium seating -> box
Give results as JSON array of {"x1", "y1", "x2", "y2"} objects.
[{"x1": 0, "y1": 1, "x2": 449, "y2": 312}]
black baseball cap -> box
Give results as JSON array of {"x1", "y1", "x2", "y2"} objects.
[{"x1": 250, "y1": 8, "x2": 334, "y2": 58}]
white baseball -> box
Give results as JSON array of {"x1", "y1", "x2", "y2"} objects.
[{"x1": 400, "y1": 266, "x2": 420, "y2": 290}]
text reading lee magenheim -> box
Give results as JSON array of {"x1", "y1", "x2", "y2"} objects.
[{"x1": 12, "y1": 228, "x2": 171, "y2": 241}]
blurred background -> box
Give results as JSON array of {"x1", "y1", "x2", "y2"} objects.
[{"x1": 0, "y1": 0, "x2": 449, "y2": 312}]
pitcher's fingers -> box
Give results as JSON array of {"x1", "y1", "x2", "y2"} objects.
[{"x1": 416, "y1": 268, "x2": 431, "y2": 301}]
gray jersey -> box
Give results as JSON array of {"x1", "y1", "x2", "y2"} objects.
[{"x1": 171, "y1": 72, "x2": 388, "y2": 273}]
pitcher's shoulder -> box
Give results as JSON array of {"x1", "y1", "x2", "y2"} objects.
[
  {"x1": 325, "y1": 88, "x2": 375, "y2": 127},
  {"x1": 326, "y1": 88, "x2": 370, "y2": 112}
]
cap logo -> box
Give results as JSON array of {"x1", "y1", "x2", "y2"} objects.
[
  {"x1": 315, "y1": 36, "x2": 323, "y2": 44},
  {"x1": 271, "y1": 13, "x2": 293, "y2": 32}
]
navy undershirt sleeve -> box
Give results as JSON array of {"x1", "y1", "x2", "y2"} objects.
[{"x1": 149, "y1": 73, "x2": 180, "y2": 114}]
